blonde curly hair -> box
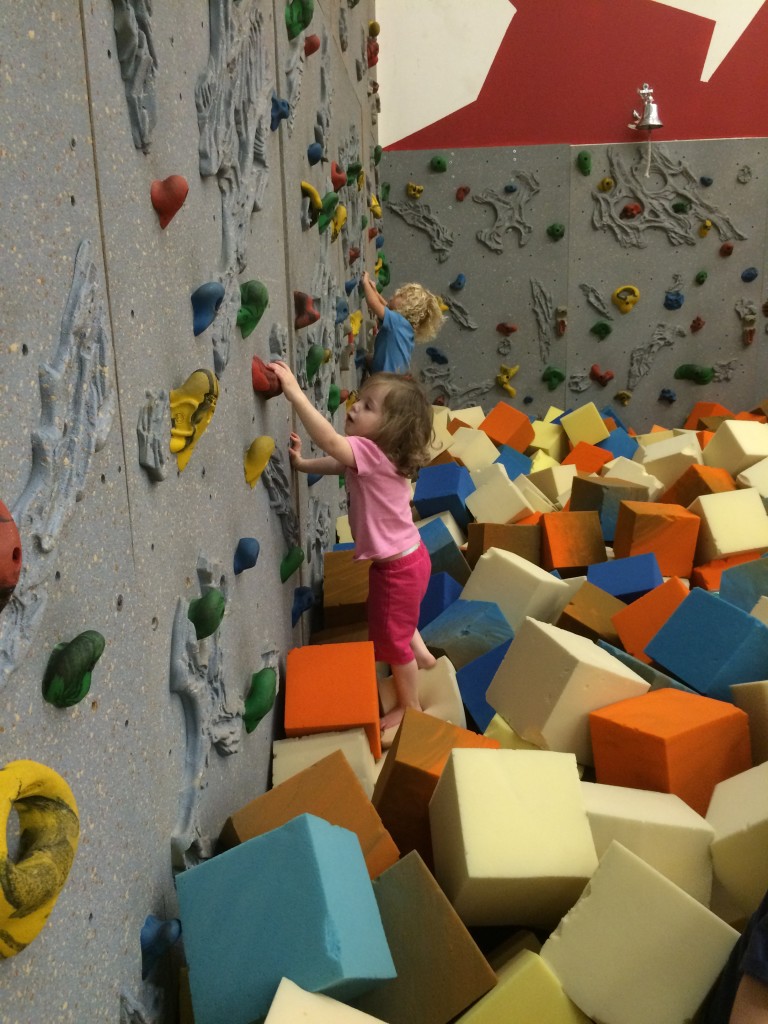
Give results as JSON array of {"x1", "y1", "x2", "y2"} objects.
[{"x1": 391, "y1": 283, "x2": 445, "y2": 344}]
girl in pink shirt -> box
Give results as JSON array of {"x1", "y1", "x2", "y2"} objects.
[{"x1": 270, "y1": 360, "x2": 436, "y2": 735}]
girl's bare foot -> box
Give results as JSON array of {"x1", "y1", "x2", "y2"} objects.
[{"x1": 380, "y1": 705, "x2": 406, "y2": 734}]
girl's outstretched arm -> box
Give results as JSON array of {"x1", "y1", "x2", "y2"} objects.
[
  {"x1": 362, "y1": 271, "x2": 387, "y2": 320},
  {"x1": 288, "y1": 432, "x2": 343, "y2": 475},
  {"x1": 271, "y1": 360, "x2": 355, "y2": 467}
]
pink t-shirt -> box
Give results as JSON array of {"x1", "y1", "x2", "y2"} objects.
[{"x1": 345, "y1": 435, "x2": 419, "y2": 561}]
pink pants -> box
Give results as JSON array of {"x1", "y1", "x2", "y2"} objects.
[{"x1": 367, "y1": 542, "x2": 432, "y2": 664}]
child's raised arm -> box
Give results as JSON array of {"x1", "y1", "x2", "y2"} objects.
[
  {"x1": 361, "y1": 271, "x2": 387, "y2": 321},
  {"x1": 270, "y1": 360, "x2": 355, "y2": 468},
  {"x1": 288, "y1": 432, "x2": 344, "y2": 475}
]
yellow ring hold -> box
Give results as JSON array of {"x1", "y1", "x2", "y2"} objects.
[{"x1": 0, "y1": 760, "x2": 79, "y2": 958}]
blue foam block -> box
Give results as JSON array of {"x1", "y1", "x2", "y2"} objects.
[
  {"x1": 417, "y1": 517, "x2": 471, "y2": 585},
  {"x1": 413, "y1": 463, "x2": 475, "y2": 531},
  {"x1": 645, "y1": 588, "x2": 768, "y2": 701},
  {"x1": 421, "y1": 599, "x2": 514, "y2": 669},
  {"x1": 494, "y1": 445, "x2": 532, "y2": 481},
  {"x1": 596, "y1": 640, "x2": 696, "y2": 695},
  {"x1": 176, "y1": 814, "x2": 395, "y2": 1024},
  {"x1": 600, "y1": 405, "x2": 629, "y2": 433},
  {"x1": 456, "y1": 639, "x2": 513, "y2": 731},
  {"x1": 718, "y1": 554, "x2": 768, "y2": 613},
  {"x1": 596, "y1": 426, "x2": 639, "y2": 461},
  {"x1": 419, "y1": 571, "x2": 463, "y2": 630},
  {"x1": 587, "y1": 552, "x2": 663, "y2": 603}
]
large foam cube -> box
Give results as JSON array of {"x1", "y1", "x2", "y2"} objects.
[
  {"x1": 486, "y1": 617, "x2": 649, "y2": 765},
  {"x1": 730, "y1": 678, "x2": 768, "y2": 764},
  {"x1": 466, "y1": 521, "x2": 541, "y2": 568},
  {"x1": 429, "y1": 749, "x2": 598, "y2": 928},
  {"x1": 702, "y1": 418, "x2": 768, "y2": 475},
  {"x1": 479, "y1": 400, "x2": 534, "y2": 451},
  {"x1": 378, "y1": 657, "x2": 467, "y2": 744},
  {"x1": 421, "y1": 599, "x2": 514, "y2": 668},
  {"x1": 457, "y1": 640, "x2": 513, "y2": 732},
  {"x1": 601, "y1": 456, "x2": 664, "y2": 499},
  {"x1": 494, "y1": 444, "x2": 532, "y2": 481},
  {"x1": 176, "y1": 814, "x2": 396, "y2": 1024},
  {"x1": 613, "y1": 500, "x2": 700, "y2": 577},
  {"x1": 465, "y1": 465, "x2": 534, "y2": 524},
  {"x1": 632, "y1": 432, "x2": 702, "y2": 488},
  {"x1": 271, "y1": 728, "x2": 376, "y2": 799},
  {"x1": 418, "y1": 516, "x2": 471, "y2": 585},
  {"x1": 610, "y1": 576, "x2": 689, "y2": 664},
  {"x1": 540, "y1": 510, "x2": 607, "y2": 575},
  {"x1": 529, "y1": 418, "x2": 569, "y2": 461},
  {"x1": 265, "y1": 978, "x2": 387, "y2": 1023},
  {"x1": 568, "y1": 474, "x2": 649, "y2": 543},
  {"x1": 414, "y1": 463, "x2": 476, "y2": 531},
  {"x1": 448, "y1": 425, "x2": 502, "y2": 471},
  {"x1": 527, "y1": 463, "x2": 577, "y2": 505},
  {"x1": 559, "y1": 403, "x2": 610, "y2": 446},
  {"x1": 589, "y1": 687, "x2": 752, "y2": 815},
  {"x1": 323, "y1": 549, "x2": 370, "y2": 627},
  {"x1": 596, "y1": 425, "x2": 639, "y2": 461},
  {"x1": 461, "y1": 548, "x2": 571, "y2": 632},
  {"x1": 587, "y1": 552, "x2": 662, "y2": 604},
  {"x1": 707, "y1": 761, "x2": 768, "y2": 916},
  {"x1": 689, "y1": 487, "x2": 768, "y2": 564},
  {"x1": 540, "y1": 842, "x2": 739, "y2": 1024},
  {"x1": 419, "y1": 571, "x2": 462, "y2": 630},
  {"x1": 555, "y1": 580, "x2": 626, "y2": 646},
  {"x1": 659, "y1": 462, "x2": 736, "y2": 507},
  {"x1": 718, "y1": 555, "x2": 768, "y2": 613}
]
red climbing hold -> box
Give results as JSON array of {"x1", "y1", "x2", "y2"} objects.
[
  {"x1": 720, "y1": 242, "x2": 734, "y2": 257},
  {"x1": 620, "y1": 203, "x2": 642, "y2": 220},
  {"x1": 0, "y1": 499, "x2": 21, "y2": 616},
  {"x1": 150, "y1": 175, "x2": 189, "y2": 229},
  {"x1": 368, "y1": 227, "x2": 379, "y2": 241},
  {"x1": 330, "y1": 161, "x2": 347, "y2": 191},
  {"x1": 347, "y1": 246, "x2": 360, "y2": 265},
  {"x1": 293, "y1": 291, "x2": 321, "y2": 329},
  {"x1": 496, "y1": 322, "x2": 518, "y2": 336},
  {"x1": 251, "y1": 356, "x2": 282, "y2": 398},
  {"x1": 590, "y1": 364, "x2": 614, "y2": 387},
  {"x1": 690, "y1": 316, "x2": 705, "y2": 333},
  {"x1": 304, "y1": 34, "x2": 320, "y2": 57},
  {"x1": 456, "y1": 185, "x2": 471, "y2": 202}
]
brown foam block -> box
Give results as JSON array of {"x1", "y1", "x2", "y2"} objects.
[
  {"x1": 310, "y1": 621, "x2": 370, "y2": 645},
  {"x1": 322, "y1": 549, "x2": 370, "y2": 627},
  {"x1": 352, "y1": 852, "x2": 497, "y2": 1024},
  {"x1": 613, "y1": 501, "x2": 700, "y2": 578},
  {"x1": 541, "y1": 510, "x2": 607, "y2": 576},
  {"x1": 568, "y1": 474, "x2": 650, "y2": 542},
  {"x1": 659, "y1": 463, "x2": 735, "y2": 507},
  {"x1": 372, "y1": 708, "x2": 499, "y2": 868},
  {"x1": 556, "y1": 580, "x2": 626, "y2": 646},
  {"x1": 465, "y1": 521, "x2": 541, "y2": 568},
  {"x1": 178, "y1": 967, "x2": 195, "y2": 1024},
  {"x1": 218, "y1": 750, "x2": 399, "y2": 879}
]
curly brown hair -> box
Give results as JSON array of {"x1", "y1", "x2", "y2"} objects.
[
  {"x1": 361, "y1": 373, "x2": 434, "y2": 479},
  {"x1": 391, "y1": 283, "x2": 445, "y2": 343}
]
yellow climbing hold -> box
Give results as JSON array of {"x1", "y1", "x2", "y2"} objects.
[
  {"x1": 496, "y1": 364, "x2": 520, "y2": 399},
  {"x1": 330, "y1": 203, "x2": 347, "y2": 241},
  {"x1": 597, "y1": 177, "x2": 615, "y2": 192},
  {"x1": 244, "y1": 436, "x2": 275, "y2": 488},
  {"x1": 349, "y1": 310, "x2": 363, "y2": 337},
  {"x1": 300, "y1": 180, "x2": 322, "y2": 211},
  {"x1": 611, "y1": 285, "x2": 640, "y2": 315},
  {"x1": 169, "y1": 368, "x2": 219, "y2": 472},
  {"x1": 406, "y1": 182, "x2": 424, "y2": 199},
  {"x1": 370, "y1": 195, "x2": 382, "y2": 218}
]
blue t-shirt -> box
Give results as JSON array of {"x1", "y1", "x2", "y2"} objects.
[
  {"x1": 370, "y1": 307, "x2": 414, "y2": 374},
  {"x1": 698, "y1": 889, "x2": 768, "y2": 1022}
]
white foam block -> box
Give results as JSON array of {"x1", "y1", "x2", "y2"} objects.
[
  {"x1": 600, "y1": 457, "x2": 664, "y2": 499},
  {"x1": 429, "y1": 749, "x2": 598, "y2": 928},
  {"x1": 580, "y1": 781, "x2": 715, "y2": 904},
  {"x1": 737, "y1": 455, "x2": 768, "y2": 498},
  {"x1": 632, "y1": 433, "x2": 702, "y2": 488},
  {"x1": 429, "y1": 406, "x2": 454, "y2": 460},
  {"x1": 541, "y1": 842, "x2": 738, "y2": 1024},
  {"x1": 486, "y1": 617, "x2": 649, "y2": 765},
  {"x1": 448, "y1": 426, "x2": 501, "y2": 471},
  {"x1": 272, "y1": 729, "x2": 376, "y2": 798},
  {"x1": 450, "y1": 405, "x2": 487, "y2": 429},
  {"x1": 378, "y1": 656, "x2": 465, "y2": 748},
  {"x1": 465, "y1": 466, "x2": 534, "y2": 524},
  {"x1": 514, "y1": 473, "x2": 558, "y2": 513},
  {"x1": 414, "y1": 510, "x2": 466, "y2": 547},
  {"x1": 461, "y1": 549, "x2": 572, "y2": 631},
  {"x1": 706, "y1": 760, "x2": 768, "y2": 916},
  {"x1": 703, "y1": 419, "x2": 768, "y2": 477},
  {"x1": 730, "y1": 678, "x2": 768, "y2": 764},
  {"x1": 689, "y1": 487, "x2": 768, "y2": 562},
  {"x1": 527, "y1": 463, "x2": 578, "y2": 504},
  {"x1": 264, "y1": 977, "x2": 387, "y2": 1022}
]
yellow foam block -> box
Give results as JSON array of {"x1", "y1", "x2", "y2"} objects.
[
  {"x1": 632, "y1": 432, "x2": 702, "y2": 488},
  {"x1": 336, "y1": 513, "x2": 353, "y2": 544},
  {"x1": 707, "y1": 760, "x2": 768, "y2": 916},
  {"x1": 483, "y1": 714, "x2": 543, "y2": 750},
  {"x1": 265, "y1": 978, "x2": 387, "y2": 1022},
  {"x1": 448, "y1": 426, "x2": 502, "y2": 471},
  {"x1": 529, "y1": 419, "x2": 569, "y2": 461},
  {"x1": 529, "y1": 450, "x2": 560, "y2": 472},
  {"x1": 580, "y1": 781, "x2": 714, "y2": 904},
  {"x1": 543, "y1": 405, "x2": 565, "y2": 423},
  {"x1": 703, "y1": 419, "x2": 768, "y2": 476},
  {"x1": 429, "y1": 749, "x2": 598, "y2": 928},
  {"x1": 486, "y1": 617, "x2": 649, "y2": 765},
  {"x1": 559, "y1": 403, "x2": 610, "y2": 446},
  {"x1": 633, "y1": 428, "x2": 676, "y2": 447},
  {"x1": 541, "y1": 842, "x2": 739, "y2": 1024},
  {"x1": 461, "y1": 548, "x2": 571, "y2": 631},
  {"x1": 600, "y1": 456, "x2": 664, "y2": 499},
  {"x1": 465, "y1": 465, "x2": 534, "y2": 524},
  {"x1": 271, "y1": 728, "x2": 377, "y2": 798},
  {"x1": 730, "y1": 678, "x2": 768, "y2": 765},
  {"x1": 450, "y1": 405, "x2": 487, "y2": 429},
  {"x1": 689, "y1": 487, "x2": 768, "y2": 563}
]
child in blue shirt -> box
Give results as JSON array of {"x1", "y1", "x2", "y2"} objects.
[{"x1": 361, "y1": 271, "x2": 444, "y2": 375}]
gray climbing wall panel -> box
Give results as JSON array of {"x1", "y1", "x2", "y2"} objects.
[
  {"x1": 381, "y1": 141, "x2": 768, "y2": 426},
  {"x1": 0, "y1": 0, "x2": 375, "y2": 1021}
]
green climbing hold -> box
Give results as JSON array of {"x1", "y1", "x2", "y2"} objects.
[
  {"x1": 281, "y1": 545, "x2": 305, "y2": 583},
  {"x1": 430, "y1": 155, "x2": 447, "y2": 173},
  {"x1": 42, "y1": 630, "x2": 106, "y2": 708},
  {"x1": 576, "y1": 151, "x2": 592, "y2": 176},
  {"x1": 243, "y1": 668, "x2": 277, "y2": 733},
  {"x1": 547, "y1": 223, "x2": 565, "y2": 241},
  {"x1": 541, "y1": 366, "x2": 565, "y2": 391},
  {"x1": 285, "y1": 0, "x2": 314, "y2": 40},
  {"x1": 306, "y1": 343, "x2": 326, "y2": 382},
  {"x1": 237, "y1": 280, "x2": 269, "y2": 339},
  {"x1": 380, "y1": 182, "x2": 391, "y2": 202},
  {"x1": 695, "y1": 270, "x2": 708, "y2": 285},
  {"x1": 373, "y1": 145, "x2": 383, "y2": 166},
  {"x1": 376, "y1": 252, "x2": 390, "y2": 289},
  {"x1": 188, "y1": 589, "x2": 225, "y2": 640},
  {"x1": 346, "y1": 161, "x2": 363, "y2": 180},
  {"x1": 328, "y1": 383, "x2": 341, "y2": 415},
  {"x1": 672, "y1": 200, "x2": 691, "y2": 214},
  {"x1": 361, "y1": 215, "x2": 368, "y2": 230},
  {"x1": 590, "y1": 321, "x2": 613, "y2": 340},
  {"x1": 674, "y1": 364, "x2": 715, "y2": 385},
  {"x1": 317, "y1": 191, "x2": 339, "y2": 234}
]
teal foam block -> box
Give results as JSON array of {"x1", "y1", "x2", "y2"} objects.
[
  {"x1": 587, "y1": 552, "x2": 663, "y2": 603},
  {"x1": 718, "y1": 554, "x2": 768, "y2": 613},
  {"x1": 421, "y1": 599, "x2": 514, "y2": 669},
  {"x1": 176, "y1": 814, "x2": 396, "y2": 1024},
  {"x1": 417, "y1": 517, "x2": 471, "y2": 585},
  {"x1": 644, "y1": 588, "x2": 768, "y2": 701},
  {"x1": 597, "y1": 640, "x2": 696, "y2": 695}
]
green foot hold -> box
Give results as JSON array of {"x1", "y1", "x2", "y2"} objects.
[
  {"x1": 541, "y1": 366, "x2": 565, "y2": 390},
  {"x1": 280, "y1": 545, "x2": 305, "y2": 583},
  {"x1": 285, "y1": 0, "x2": 314, "y2": 40},
  {"x1": 674, "y1": 364, "x2": 715, "y2": 385},
  {"x1": 243, "y1": 668, "x2": 277, "y2": 733},
  {"x1": 237, "y1": 280, "x2": 269, "y2": 338},
  {"x1": 590, "y1": 321, "x2": 613, "y2": 340},
  {"x1": 42, "y1": 630, "x2": 105, "y2": 708},
  {"x1": 188, "y1": 589, "x2": 225, "y2": 640},
  {"x1": 576, "y1": 151, "x2": 592, "y2": 176}
]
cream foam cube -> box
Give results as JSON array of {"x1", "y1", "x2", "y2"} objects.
[
  {"x1": 737, "y1": 455, "x2": 768, "y2": 498},
  {"x1": 336, "y1": 514, "x2": 353, "y2": 544},
  {"x1": 707, "y1": 760, "x2": 768, "y2": 916},
  {"x1": 527, "y1": 464, "x2": 577, "y2": 504},
  {"x1": 264, "y1": 978, "x2": 387, "y2": 1022},
  {"x1": 632, "y1": 433, "x2": 702, "y2": 488},
  {"x1": 486, "y1": 617, "x2": 649, "y2": 765},
  {"x1": 461, "y1": 549, "x2": 572, "y2": 631},
  {"x1": 448, "y1": 426, "x2": 502, "y2": 472},
  {"x1": 465, "y1": 465, "x2": 534, "y2": 524},
  {"x1": 730, "y1": 678, "x2": 768, "y2": 764},
  {"x1": 540, "y1": 842, "x2": 739, "y2": 1024},
  {"x1": 559, "y1": 403, "x2": 610, "y2": 446},
  {"x1": 580, "y1": 781, "x2": 715, "y2": 904},
  {"x1": 514, "y1": 473, "x2": 558, "y2": 513},
  {"x1": 689, "y1": 487, "x2": 768, "y2": 562},
  {"x1": 703, "y1": 419, "x2": 768, "y2": 477},
  {"x1": 429, "y1": 749, "x2": 598, "y2": 928},
  {"x1": 600, "y1": 457, "x2": 664, "y2": 499},
  {"x1": 633, "y1": 429, "x2": 676, "y2": 447},
  {"x1": 529, "y1": 419, "x2": 569, "y2": 462},
  {"x1": 450, "y1": 405, "x2": 487, "y2": 429},
  {"x1": 378, "y1": 656, "x2": 465, "y2": 736},
  {"x1": 751, "y1": 595, "x2": 768, "y2": 626},
  {"x1": 272, "y1": 728, "x2": 376, "y2": 798},
  {"x1": 429, "y1": 405, "x2": 454, "y2": 460}
]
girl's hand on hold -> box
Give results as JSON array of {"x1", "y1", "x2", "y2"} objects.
[
  {"x1": 269, "y1": 360, "x2": 302, "y2": 402},
  {"x1": 288, "y1": 432, "x2": 303, "y2": 467}
]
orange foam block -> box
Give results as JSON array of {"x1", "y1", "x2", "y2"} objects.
[
  {"x1": 659, "y1": 463, "x2": 735, "y2": 507},
  {"x1": 612, "y1": 501, "x2": 700, "y2": 578},
  {"x1": 683, "y1": 401, "x2": 734, "y2": 430},
  {"x1": 611, "y1": 576, "x2": 689, "y2": 664},
  {"x1": 589, "y1": 688, "x2": 752, "y2": 815},
  {"x1": 561, "y1": 441, "x2": 613, "y2": 474},
  {"x1": 690, "y1": 550, "x2": 765, "y2": 592},
  {"x1": 541, "y1": 510, "x2": 607, "y2": 575},
  {"x1": 479, "y1": 401, "x2": 535, "y2": 452},
  {"x1": 285, "y1": 642, "x2": 382, "y2": 759}
]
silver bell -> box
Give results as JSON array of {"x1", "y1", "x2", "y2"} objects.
[{"x1": 629, "y1": 83, "x2": 663, "y2": 131}]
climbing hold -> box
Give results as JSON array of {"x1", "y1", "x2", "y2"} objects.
[
  {"x1": 380, "y1": 182, "x2": 391, "y2": 202},
  {"x1": 291, "y1": 586, "x2": 314, "y2": 627},
  {"x1": 430, "y1": 155, "x2": 447, "y2": 173},
  {"x1": 664, "y1": 291, "x2": 684, "y2": 311},
  {"x1": 503, "y1": 182, "x2": 518, "y2": 194},
  {"x1": 720, "y1": 242, "x2": 734, "y2": 257},
  {"x1": 555, "y1": 306, "x2": 568, "y2": 336},
  {"x1": 449, "y1": 274, "x2": 466, "y2": 292},
  {"x1": 243, "y1": 668, "x2": 277, "y2": 733},
  {"x1": 700, "y1": 176, "x2": 713, "y2": 187},
  {"x1": 346, "y1": 160, "x2": 363, "y2": 180},
  {"x1": 674, "y1": 364, "x2": 715, "y2": 385},
  {"x1": 658, "y1": 388, "x2": 677, "y2": 404},
  {"x1": 523, "y1": 395, "x2": 533, "y2": 405},
  {"x1": 742, "y1": 267, "x2": 759, "y2": 283},
  {"x1": 620, "y1": 203, "x2": 642, "y2": 220},
  {"x1": 306, "y1": 343, "x2": 325, "y2": 382},
  {"x1": 150, "y1": 175, "x2": 189, "y2": 229},
  {"x1": 373, "y1": 144, "x2": 382, "y2": 166},
  {"x1": 330, "y1": 204, "x2": 347, "y2": 242},
  {"x1": 280, "y1": 545, "x2": 305, "y2": 583},
  {"x1": 335, "y1": 297, "x2": 349, "y2": 324},
  {"x1": 169, "y1": 369, "x2": 219, "y2": 471},
  {"x1": 190, "y1": 282, "x2": 225, "y2": 337},
  {"x1": 496, "y1": 322, "x2": 517, "y2": 336},
  {"x1": 270, "y1": 93, "x2": 290, "y2": 131},
  {"x1": 285, "y1": 0, "x2": 314, "y2": 40},
  {"x1": 496, "y1": 364, "x2": 520, "y2": 399},
  {"x1": 737, "y1": 166, "x2": 753, "y2": 184},
  {"x1": 672, "y1": 200, "x2": 691, "y2": 214},
  {"x1": 762, "y1": 300, "x2": 768, "y2": 318},
  {"x1": 317, "y1": 191, "x2": 339, "y2": 234},
  {"x1": 344, "y1": 277, "x2": 358, "y2": 296},
  {"x1": 307, "y1": 142, "x2": 324, "y2": 165},
  {"x1": 367, "y1": 36, "x2": 379, "y2": 68},
  {"x1": 300, "y1": 180, "x2": 323, "y2": 226},
  {"x1": 0, "y1": 500, "x2": 21, "y2": 616},
  {"x1": 251, "y1": 357, "x2": 281, "y2": 398},
  {"x1": 695, "y1": 270, "x2": 708, "y2": 285},
  {"x1": 612, "y1": 285, "x2": 640, "y2": 314},
  {"x1": 375, "y1": 234, "x2": 385, "y2": 250},
  {"x1": 455, "y1": 185, "x2": 471, "y2": 202},
  {"x1": 368, "y1": 227, "x2": 379, "y2": 242},
  {"x1": 141, "y1": 915, "x2": 181, "y2": 981},
  {"x1": 690, "y1": 316, "x2": 705, "y2": 333},
  {"x1": 590, "y1": 321, "x2": 613, "y2": 340},
  {"x1": 234, "y1": 537, "x2": 260, "y2": 575},
  {"x1": 330, "y1": 161, "x2": 347, "y2": 191},
  {"x1": 328, "y1": 384, "x2": 341, "y2": 415},
  {"x1": 406, "y1": 182, "x2": 424, "y2": 199},
  {"x1": 742, "y1": 313, "x2": 757, "y2": 346},
  {"x1": 347, "y1": 246, "x2": 360, "y2": 265},
  {"x1": 370, "y1": 194, "x2": 382, "y2": 218},
  {"x1": 237, "y1": 280, "x2": 269, "y2": 338},
  {"x1": 576, "y1": 151, "x2": 592, "y2": 176},
  {"x1": 42, "y1": 630, "x2": 105, "y2": 708},
  {"x1": 293, "y1": 290, "x2": 321, "y2": 329},
  {"x1": 376, "y1": 252, "x2": 391, "y2": 289},
  {"x1": 698, "y1": 219, "x2": 713, "y2": 238},
  {"x1": 187, "y1": 588, "x2": 225, "y2": 640},
  {"x1": 589, "y1": 364, "x2": 614, "y2": 388},
  {"x1": 304, "y1": 33, "x2": 320, "y2": 57},
  {"x1": 547, "y1": 223, "x2": 565, "y2": 241},
  {"x1": 244, "y1": 436, "x2": 275, "y2": 488},
  {"x1": 426, "y1": 347, "x2": 448, "y2": 365},
  {"x1": 348, "y1": 310, "x2": 363, "y2": 337},
  {"x1": 614, "y1": 390, "x2": 633, "y2": 406},
  {"x1": 597, "y1": 177, "x2": 614, "y2": 192},
  {"x1": 368, "y1": 19, "x2": 381, "y2": 37},
  {"x1": 541, "y1": 366, "x2": 565, "y2": 390}
]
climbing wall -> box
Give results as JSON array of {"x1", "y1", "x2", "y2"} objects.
[
  {"x1": 0, "y1": 1, "x2": 376, "y2": 1021},
  {"x1": 381, "y1": 141, "x2": 768, "y2": 426}
]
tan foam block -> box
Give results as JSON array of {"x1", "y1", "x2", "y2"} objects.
[
  {"x1": 611, "y1": 576, "x2": 690, "y2": 663},
  {"x1": 702, "y1": 419, "x2": 768, "y2": 476},
  {"x1": 487, "y1": 617, "x2": 648, "y2": 765},
  {"x1": 527, "y1": 464, "x2": 577, "y2": 505},
  {"x1": 447, "y1": 425, "x2": 502, "y2": 471},
  {"x1": 751, "y1": 594, "x2": 768, "y2": 625},
  {"x1": 454, "y1": 949, "x2": 592, "y2": 1023},
  {"x1": 559, "y1": 403, "x2": 610, "y2": 446},
  {"x1": 556, "y1": 579, "x2": 625, "y2": 645},
  {"x1": 659, "y1": 462, "x2": 736, "y2": 506},
  {"x1": 707, "y1": 761, "x2": 768, "y2": 915},
  {"x1": 568, "y1": 474, "x2": 649, "y2": 526},
  {"x1": 266, "y1": 978, "x2": 388, "y2": 1022},
  {"x1": 613, "y1": 501, "x2": 700, "y2": 577},
  {"x1": 541, "y1": 510, "x2": 607, "y2": 575},
  {"x1": 465, "y1": 465, "x2": 534, "y2": 524},
  {"x1": 580, "y1": 781, "x2": 714, "y2": 904},
  {"x1": 429, "y1": 749, "x2": 597, "y2": 928},
  {"x1": 737, "y1": 455, "x2": 768, "y2": 497},
  {"x1": 479, "y1": 400, "x2": 535, "y2": 451},
  {"x1": 378, "y1": 657, "x2": 466, "y2": 749},
  {"x1": 600, "y1": 456, "x2": 664, "y2": 499},
  {"x1": 465, "y1": 521, "x2": 541, "y2": 568},
  {"x1": 514, "y1": 473, "x2": 558, "y2": 513},
  {"x1": 730, "y1": 678, "x2": 768, "y2": 764},
  {"x1": 632, "y1": 432, "x2": 702, "y2": 489},
  {"x1": 352, "y1": 852, "x2": 497, "y2": 1024},
  {"x1": 529, "y1": 419, "x2": 569, "y2": 461},
  {"x1": 323, "y1": 549, "x2": 370, "y2": 627},
  {"x1": 689, "y1": 487, "x2": 768, "y2": 564},
  {"x1": 272, "y1": 728, "x2": 377, "y2": 798},
  {"x1": 336, "y1": 513, "x2": 353, "y2": 544},
  {"x1": 219, "y1": 751, "x2": 399, "y2": 879},
  {"x1": 483, "y1": 713, "x2": 543, "y2": 750},
  {"x1": 634, "y1": 428, "x2": 675, "y2": 447},
  {"x1": 372, "y1": 708, "x2": 499, "y2": 866},
  {"x1": 450, "y1": 405, "x2": 487, "y2": 429},
  {"x1": 461, "y1": 548, "x2": 571, "y2": 631},
  {"x1": 429, "y1": 405, "x2": 454, "y2": 460},
  {"x1": 540, "y1": 842, "x2": 739, "y2": 1024}
]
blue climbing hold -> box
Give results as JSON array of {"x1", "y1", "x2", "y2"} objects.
[
  {"x1": 426, "y1": 346, "x2": 449, "y2": 365},
  {"x1": 141, "y1": 915, "x2": 182, "y2": 980},
  {"x1": 344, "y1": 277, "x2": 358, "y2": 295},
  {"x1": 355, "y1": 348, "x2": 368, "y2": 370},
  {"x1": 742, "y1": 267, "x2": 759, "y2": 283},
  {"x1": 658, "y1": 387, "x2": 677, "y2": 404},
  {"x1": 307, "y1": 472, "x2": 323, "y2": 486},
  {"x1": 191, "y1": 282, "x2": 225, "y2": 336},
  {"x1": 307, "y1": 141, "x2": 324, "y2": 165},
  {"x1": 663, "y1": 290, "x2": 685, "y2": 311},
  {"x1": 270, "y1": 93, "x2": 290, "y2": 131},
  {"x1": 700, "y1": 176, "x2": 713, "y2": 187},
  {"x1": 234, "y1": 537, "x2": 260, "y2": 575},
  {"x1": 523, "y1": 395, "x2": 534, "y2": 405},
  {"x1": 292, "y1": 586, "x2": 314, "y2": 627},
  {"x1": 335, "y1": 297, "x2": 349, "y2": 323},
  {"x1": 449, "y1": 273, "x2": 466, "y2": 292},
  {"x1": 375, "y1": 234, "x2": 385, "y2": 249},
  {"x1": 504, "y1": 182, "x2": 518, "y2": 193}
]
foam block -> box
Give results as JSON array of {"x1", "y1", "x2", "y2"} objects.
[
  {"x1": 323, "y1": 549, "x2": 370, "y2": 627},
  {"x1": 479, "y1": 400, "x2": 534, "y2": 451},
  {"x1": 487, "y1": 617, "x2": 649, "y2": 765},
  {"x1": 419, "y1": 571, "x2": 462, "y2": 629},
  {"x1": 610, "y1": 575, "x2": 689, "y2": 664},
  {"x1": 730, "y1": 678, "x2": 768, "y2": 764},
  {"x1": 465, "y1": 464, "x2": 535, "y2": 524},
  {"x1": 737, "y1": 454, "x2": 768, "y2": 498},
  {"x1": 450, "y1": 405, "x2": 487, "y2": 429},
  {"x1": 702, "y1": 418, "x2": 768, "y2": 475},
  {"x1": 587, "y1": 552, "x2": 663, "y2": 604},
  {"x1": 527, "y1": 463, "x2": 577, "y2": 505},
  {"x1": 461, "y1": 548, "x2": 571, "y2": 631},
  {"x1": 559, "y1": 403, "x2": 610, "y2": 446},
  {"x1": 684, "y1": 401, "x2": 734, "y2": 430},
  {"x1": 418, "y1": 517, "x2": 471, "y2": 585},
  {"x1": 612, "y1": 500, "x2": 700, "y2": 577},
  {"x1": 514, "y1": 473, "x2": 558, "y2": 514},
  {"x1": 284, "y1": 642, "x2": 381, "y2": 759},
  {"x1": 580, "y1": 781, "x2": 714, "y2": 904},
  {"x1": 718, "y1": 554, "x2": 768, "y2": 612},
  {"x1": 529, "y1": 418, "x2": 569, "y2": 461},
  {"x1": 596, "y1": 425, "x2": 639, "y2": 461},
  {"x1": 465, "y1": 521, "x2": 541, "y2": 568},
  {"x1": 632, "y1": 432, "x2": 702, "y2": 488},
  {"x1": 218, "y1": 751, "x2": 399, "y2": 879},
  {"x1": 176, "y1": 814, "x2": 396, "y2": 1024},
  {"x1": 658, "y1": 462, "x2": 735, "y2": 507},
  {"x1": 483, "y1": 713, "x2": 543, "y2": 751},
  {"x1": 448, "y1": 425, "x2": 502, "y2": 471},
  {"x1": 413, "y1": 462, "x2": 476, "y2": 531},
  {"x1": 561, "y1": 441, "x2": 613, "y2": 474},
  {"x1": 378, "y1": 657, "x2": 467, "y2": 744},
  {"x1": 540, "y1": 842, "x2": 738, "y2": 1024},
  {"x1": 589, "y1": 687, "x2": 752, "y2": 815},
  {"x1": 540, "y1": 510, "x2": 607, "y2": 575},
  {"x1": 421, "y1": 599, "x2": 515, "y2": 668},
  {"x1": 429, "y1": 749, "x2": 598, "y2": 928},
  {"x1": 271, "y1": 729, "x2": 377, "y2": 800},
  {"x1": 265, "y1": 978, "x2": 387, "y2": 1023},
  {"x1": 494, "y1": 444, "x2": 532, "y2": 481},
  {"x1": 707, "y1": 761, "x2": 768, "y2": 916},
  {"x1": 555, "y1": 579, "x2": 626, "y2": 646},
  {"x1": 568, "y1": 474, "x2": 649, "y2": 544},
  {"x1": 457, "y1": 640, "x2": 513, "y2": 732},
  {"x1": 596, "y1": 639, "x2": 697, "y2": 696},
  {"x1": 689, "y1": 487, "x2": 768, "y2": 564},
  {"x1": 415, "y1": 510, "x2": 466, "y2": 548},
  {"x1": 600, "y1": 456, "x2": 664, "y2": 499}
]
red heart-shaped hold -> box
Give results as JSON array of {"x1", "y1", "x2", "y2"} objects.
[{"x1": 150, "y1": 175, "x2": 189, "y2": 229}]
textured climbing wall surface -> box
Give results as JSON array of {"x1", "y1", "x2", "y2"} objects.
[
  {"x1": 0, "y1": 0, "x2": 374, "y2": 1021},
  {"x1": 382, "y1": 141, "x2": 768, "y2": 426}
]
